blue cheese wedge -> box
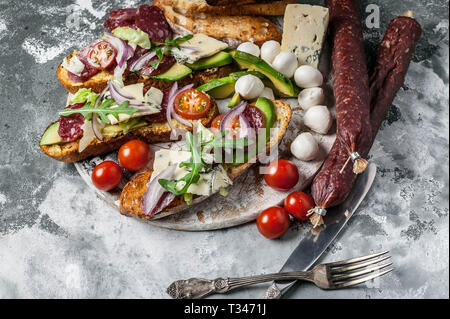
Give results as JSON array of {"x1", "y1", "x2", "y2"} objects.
[
  {"x1": 171, "y1": 33, "x2": 228, "y2": 64},
  {"x1": 281, "y1": 4, "x2": 329, "y2": 68}
]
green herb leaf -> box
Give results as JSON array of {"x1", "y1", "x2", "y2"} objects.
[
  {"x1": 158, "y1": 131, "x2": 205, "y2": 196},
  {"x1": 149, "y1": 35, "x2": 194, "y2": 70},
  {"x1": 58, "y1": 99, "x2": 137, "y2": 124},
  {"x1": 69, "y1": 88, "x2": 99, "y2": 107}
]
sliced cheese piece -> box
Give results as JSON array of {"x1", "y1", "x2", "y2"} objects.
[
  {"x1": 106, "y1": 84, "x2": 163, "y2": 124},
  {"x1": 281, "y1": 4, "x2": 329, "y2": 68},
  {"x1": 171, "y1": 33, "x2": 228, "y2": 64},
  {"x1": 150, "y1": 149, "x2": 232, "y2": 196},
  {"x1": 62, "y1": 55, "x2": 85, "y2": 76}
]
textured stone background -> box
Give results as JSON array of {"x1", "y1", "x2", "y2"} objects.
[{"x1": 0, "y1": 0, "x2": 448, "y2": 298}]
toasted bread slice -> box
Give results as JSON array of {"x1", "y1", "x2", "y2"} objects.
[
  {"x1": 154, "y1": 0, "x2": 296, "y2": 16},
  {"x1": 57, "y1": 52, "x2": 237, "y2": 94},
  {"x1": 157, "y1": 5, "x2": 282, "y2": 48},
  {"x1": 40, "y1": 100, "x2": 219, "y2": 163},
  {"x1": 119, "y1": 99, "x2": 292, "y2": 220}
]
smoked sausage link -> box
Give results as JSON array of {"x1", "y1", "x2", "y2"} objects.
[
  {"x1": 309, "y1": 15, "x2": 422, "y2": 227},
  {"x1": 326, "y1": 0, "x2": 372, "y2": 174}
]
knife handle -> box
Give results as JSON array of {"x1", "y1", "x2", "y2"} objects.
[{"x1": 263, "y1": 281, "x2": 297, "y2": 299}]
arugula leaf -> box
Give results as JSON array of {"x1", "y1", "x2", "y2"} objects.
[
  {"x1": 149, "y1": 35, "x2": 194, "y2": 70},
  {"x1": 58, "y1": 99, "x2": 137, "y2": 125},
  {"x1": 158, "y1": 131, "x2": 204, "y2": 196}
]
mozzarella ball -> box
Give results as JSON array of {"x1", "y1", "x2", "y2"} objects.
[
  {"x1": 290, "y1": 132, "x2": 320, "y2": 161},
  {"x1": 303, "y1": 105, "x2": 333, "y2": 135},
  {"x1": 260, "y1": 40, "x2": 281, "y2": 64},
  {"x1": 259, "y1": 87, "x2": 275, "y2": 100},
  {"x1": 235, "y1": 74, "x2": 265, "y2": 100},
  {"x1": 237, "y1": 42, "x2": 260, "y2": 57},
  {"x1": 298, "y1": 87, "x2": 325, "y2": 110},
  {"x1": 294, "y1": 65, "x2": 323, "y2": 88},
  {"x1": 272, "y1": 52, "x2": 298, "y2": 78}
]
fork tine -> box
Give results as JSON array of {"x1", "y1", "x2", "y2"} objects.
[
  {"x1": 332, "y1": 262, "x2": 393, "y2": 282},
  {"x1": 332, "y1": 268, "x2": 394, "y2": 289},
  {"x1": 331, "y1": 255, "x2": 391, "y2": 274},
  {"x1": 327, "y1": 250, "x2": 389, "y2": 268}
]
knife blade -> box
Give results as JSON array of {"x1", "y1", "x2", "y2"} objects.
[{"x1": 262, "y1": 163, "x2": 377, "y2": 299}]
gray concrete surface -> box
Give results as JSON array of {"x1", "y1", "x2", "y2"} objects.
[{"x1": 0, "y1": 0, "x2": 448, "y2": 298}]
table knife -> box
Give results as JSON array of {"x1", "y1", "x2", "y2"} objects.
[{"x1": 263, "y1": 163, "x2": 377, "y2": 299}]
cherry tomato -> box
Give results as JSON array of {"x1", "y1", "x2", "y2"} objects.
[
  {"x1": 174, "y1": 89, "x2": 211, "y2": 120},
  {"x1": 118, "y1": 140, "x2": 152, "y2": 171},
  {"x1": 87, "y1": 41, "x2": 117, "y2": 70},
  {"x1": 210, "y1": 113, "x2": 240, "y2": 136},
  {"x1": 256, "y1": 206, "x2": 290, "y2": 239},
  {"x1": 92, "y1": 161, "x2": 122, "y2": 191},
  {"x1": 284, "y1": 191, "x2": 315, "y2": 221},
  {"x1": 264, "y1": 159, "x2": 300, "y2": 191}
]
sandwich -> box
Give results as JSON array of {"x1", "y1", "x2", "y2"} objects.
[{"x1": 120, "y1": 97, "x2": 292, "y2": 220}]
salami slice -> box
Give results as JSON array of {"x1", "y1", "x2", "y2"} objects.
[
  {"x1": 243, "y1": 105, "x2": 265, "y2": 129},
  {"x1": 136, "y1": 5, "x2": 172, "y2": 42},
  {"x1": 326, "y1": 0, "x2": 372, "y2": 174},
  {"x1": 104, "y1": 8, "x2": 137, "y2": 31},
  {"x1": 144, "y1": 89, "x2": 171, "y2": 123},
  {"x1": 58, "y1": 103, "x2": 86, "y2": 142},
  {"x1": 308, "y1": 14, "x2": 422, "y2": 227},
  {"x1": 140, "y1": 55, "x2": 176, "y2": 76}
]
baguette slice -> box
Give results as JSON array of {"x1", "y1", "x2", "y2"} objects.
[
  {"x1": 154, "y1": 0, "x2": 296, "y2": 17},
  {"x1": 119, "y1": 99, "x2": 292, "y2": 220},
  {"x1": 157, "y1": 5, "x2": 282, "y2": 47},
  {"x1": 39, "y1": 100, "x2": 218, "y2": 163},
  {"x1": 57, "y1": 52, "x2": 237, "y2": 94}
]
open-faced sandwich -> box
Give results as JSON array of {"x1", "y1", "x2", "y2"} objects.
[{"x1": 119, "y1": 97, "x2": 292, "y2": 220}]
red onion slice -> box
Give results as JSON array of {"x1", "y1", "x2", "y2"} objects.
[
  {"x1": 91, "y1": 114, "x2": 104, "y2": 141},
  {"x1": 104, "y1": 33, "x2": 133, "y2": 68},
  {"x1": 166, "y1": 82, "x2": 179, "y2": 139},
  {"x1": 107, "y1": 80, "x2": 134, "y2": 104},
  {"x1": 141, "y1": 165, "x2": 177, "y2": 216},
  {"x1": 129, "y1": 51, "x2": 156, "y2": 72},
  {"x1": 179, "y1": 45, "x2": 199, "y2": 54},
  {"x1": 219, "y1": 101, "x2": 247, "y2": 133}
]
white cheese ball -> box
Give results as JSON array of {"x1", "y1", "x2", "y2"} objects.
[
  {"x1": 272, "y1": 51, "x2": 298, "y2": 78},
  {"x1": 303, "y1": 105, "x2": 333, "y2": 135},
  {"x1": 294, "y1": 65, "x2": 324, "y2": 88},
  {"x1": 235, "y1": 74, "x2": 265, "y2": 100},
  {"x1": 259, "y1": 87, "x2": 275, "y2": 100},
  {"x1": 237, "y1": 42, "x2": 260, "y2": 57},
  {"x1": 298, "y1": 87, "x2": 325, "y2": 110},
  {"x1": 290, "y1": 132, "x2": 320, "y2": 161},
  {"x1": 260, "y1": 40, "x2": 281, "y2": 64}
]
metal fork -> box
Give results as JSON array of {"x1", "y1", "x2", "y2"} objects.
[{"x1": 167, "y1": 251, "x2": 393, "y2": 299}]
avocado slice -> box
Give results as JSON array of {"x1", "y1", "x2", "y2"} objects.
[
  {"x1": 228, "y1": 92, "x2": 241, "y2": 107},
  {"x1": 150, "y1": 63, "x2": 192, "y2": 81},
  {"x1": 254, "y1": 97, "x2": 276, "y2": 130},
  {"x1": 186, "y1": 51, "x2": 233, "y2": 71},
  {"x1": 40, "y1": 122, "x2": 63, "y2": 146},
  {"x1": 230, "y1": 50, "x2": 300, "y2": 97}
]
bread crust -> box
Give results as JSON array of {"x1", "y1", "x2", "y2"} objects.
[
  {"x1": 119, "y1": 100, "x2": 293, "y2": 220},
  {"x1": 39, "y1": 100, "x2": 219, "y2": 162},
  {"x1": 154, "y1": 0, "x2": 296, "y2": 16},
  {"x1": 57, "y1": 53, "x2": 237, "y2": 94},
  {"x1": 157, "y1": 4, "x2": 282, "y2": 47}
]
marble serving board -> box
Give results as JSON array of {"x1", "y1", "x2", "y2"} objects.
[{"x1": 75, "y1": 95, "x2": 336, "y2": 231}]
